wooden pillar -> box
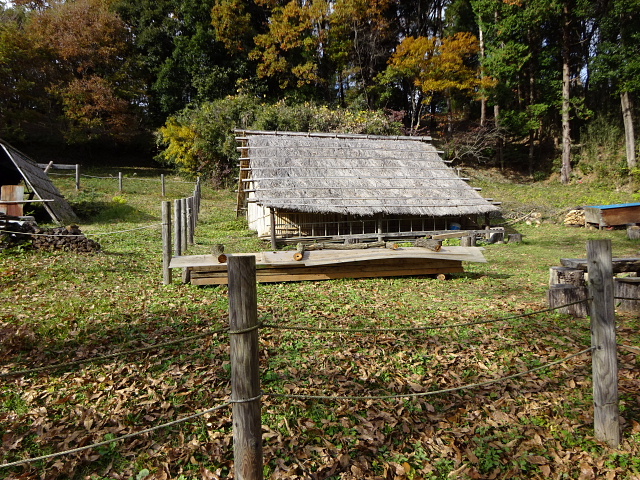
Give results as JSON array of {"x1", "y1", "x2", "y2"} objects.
[
  {"x1": 118, "y1": 172, "x2": 123, "y2": 192},
  {"x1": 162, "y1": 201, "x2": 172, "y2": 285},
  {"x1": 161, "y1": 174, "x2": 166, "y2": 197},
  {"x1": 75, "y1": 164, "x2": 80, "y2": 191},
  {"x1": 587, "y1": 239, "x2": 619, "y2": 448},
  {"x1": 228, "y1": 256, "x2": 263, "y2": 480},
  {"x1": 174, "y1": 199, "x2": 182, "y2": 256},
  {"x1": 270, "y1": 208, "x2": 277, "y2": 250}
]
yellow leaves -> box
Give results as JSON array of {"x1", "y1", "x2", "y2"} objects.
[
  {"x1": 384, "y1": 32, "x2": 496, "y2": 105},
  {"x1": 156, "y1": 118, "x2": 200, "y2": 174}
]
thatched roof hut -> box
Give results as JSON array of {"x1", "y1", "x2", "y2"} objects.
[{"x1": 235, "y1": 130, "x2": 499, "y2": 241}]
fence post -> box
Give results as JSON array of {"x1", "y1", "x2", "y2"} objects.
[
  {"x1": 118, "y1": 172, "x2": 123, "y2": 192},
  {"x1": 162, "y1": 201, "x2": 172, "y2": 285},
  {"x1": 228, "y1": 255, "x2": 263, "y2": 480},
  {"x1": 174, "y1": 199, "x2": 182, "y2": 256},
  {"x1": 186, "y1": 197, "x2": 194, "y2": 245},
  {"x1": 587, "y1": 239, "x2": 620, "y2": 448},
  {"x1": 161, "y1": 174, "x2": 166, "y2": 197},
  {"x1": 75, "y1": 164, "x2": 80, "y2": 191},
  {"x1": 181, "y1": 198, "x2": 188, "y2": 253}
]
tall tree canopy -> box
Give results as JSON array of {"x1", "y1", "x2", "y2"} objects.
[{"x1": 0, "y1": 0, "x2": 637, "y2": 180}]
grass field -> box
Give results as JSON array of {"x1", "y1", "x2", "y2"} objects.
[{"x1": 1, "y1": 167, "x2": 639, "y2": 480}]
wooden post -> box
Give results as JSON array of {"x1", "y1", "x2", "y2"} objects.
[
  {"x1": 587, "y1": 239, "x2": 620, "y2": 448},
  {"x1": 187, "y1": 197, "x2": 194, "y2": 245},
  {"x1": 270, "y1": 208, "x2": 277, "y2": 250},
  {"x1": 228, "y1": 255, "x2": 263, "y2": 480},
  {"x1": 162, "y1": 201, "x2": 172, "y2": 285},
  {"x1": 75, "y1": 164, "x2": 80, "y2": 191},
  {"x1": 174, "y1": 199, "x2": 182, "y2": 256},
  {"x1": 181, "y1": 198, "x2": 188, "y2": 253},
  {"x1": 118, "y1": 172, "x2": 123, "y2": 192},
  {"x1": 161, "y1": 174, "x2": 166, "y2": 197}
]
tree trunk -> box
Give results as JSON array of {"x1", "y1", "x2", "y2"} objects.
[
  {"x1": 621, "y1": 91, "x2": 637, "y2": 170},
  {"x1": 478, "y1": 22, "x2": 487, "y2": 127},
  {"x1": 561, "y1": 3, "x2": 572, "y2": 184}
]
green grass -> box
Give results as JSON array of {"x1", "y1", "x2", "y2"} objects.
[{"x1": 0, "y1": 167, "x2": 639, "y2": 480}]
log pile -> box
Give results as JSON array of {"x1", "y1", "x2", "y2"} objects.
[
  {"x1": 564, "y1": 209, "x2": 585, "y2": 226},
  {"x1": 0, "y1": 214, "x2": 100, "y2": 253}
]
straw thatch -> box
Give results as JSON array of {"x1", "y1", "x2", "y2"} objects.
[{"x1": 237, "y1": 131, "x2": 498, "y2": 218}]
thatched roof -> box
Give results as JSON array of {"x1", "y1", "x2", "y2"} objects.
[
  {"x1": 0, "y1": 139, "x2": 78, "y2": 223},
  {"x1": 237, "y1": 130, "x2": 499, "y2": 217}
]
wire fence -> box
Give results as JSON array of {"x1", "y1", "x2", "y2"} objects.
[{"x1": 0, "y1": 295, "x2": 625, "y2": 472}]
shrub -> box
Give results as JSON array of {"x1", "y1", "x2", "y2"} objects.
[{"x1": 155, "y1": 96, "x2": 402, "y2": 184}]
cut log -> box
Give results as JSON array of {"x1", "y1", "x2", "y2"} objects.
[
  {"x1": 507, "y1": 233, "x2": 523, "y2": 243},
  {"x1": 614, "y1": 277, "x2": 640, "y2": 313},
  {"x1": 461, "y1": 235, "x2": 476, "y2": 247},
  {"x1": 627, "y1": 225, "x2": 640, "y2": 240},
  {"x1": 549, "y1": 266, "x2": 585, "y2": 287},
  {"x1": 414, "y1": 238, "x2": 442, "y2": 251},
  {"x1": 547, "y1": 284, "x2": 589, "y2": 317},
  {"x1": 293, "y1": 243, "x2": 305, "y2": 261},
  {"x1": 385, "y1": 242, "x2": 399, "y2": 250},
  {"x1": 343, "y1": 236, "x2": 360, "y2": 245},
  {"x1": 212, "y1": 244, "x2": 227, "y2": 263},
  {"x1": 304, "y1": 241, "x2": 388, "y2": 251}
]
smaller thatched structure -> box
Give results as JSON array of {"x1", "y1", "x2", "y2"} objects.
[
  {"x1": 0, "y1": 139, "x2": 77, "y2": 223},
  {"x1": 235, "y1": 130, "x2": 499, "y2": 241}
]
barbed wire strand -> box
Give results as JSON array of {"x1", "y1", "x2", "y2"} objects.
[
  {"x1": 0, "y1": 224, "x2": 162, "y2": 238},
  {"x1": 619, "y1": 343, "x2": 640, "y2": 354},
  {"x1": 47, "y1": 172, "x2": 196, "y2": 184},
  {"x1": 614, "y1": 296, "x2": 640, "y2": 301},
  {"x1": 0, "y1": 401, "x2": 230, "y2": 469},
  {"x1": 262, "y1": 298, "x2": 592, "y2": 334},
  {"x1": 0, "y1": 327, "x2": 227, "y2": 378},
  {"x1": 265, "y1": 347, "x2": 595, "y2": 402}
]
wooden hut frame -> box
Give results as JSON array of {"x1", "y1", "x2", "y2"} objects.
[
  {"x1": 0, "y1": 139, "x2": 77, "y2": 223},
  {"x1": 235, "y1": 130, "x2": 499, "y2": 242}
]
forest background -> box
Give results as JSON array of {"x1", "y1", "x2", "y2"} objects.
[{"x1": 1, "y1": 0, "x2": 639, "y2": 187}]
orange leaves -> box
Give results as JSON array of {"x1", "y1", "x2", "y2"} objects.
[{"x1": 385, "y1": 32, "x2": 495, "y2": 101}]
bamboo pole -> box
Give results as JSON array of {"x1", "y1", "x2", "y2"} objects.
[
  {"x1": 587, "y1": 239, "x2": 620, "y2": 447},
  {"x1": 162, "y1": 201, "x2": 172, "y2": 285},
  {"x1": 228, "y1": 255, "x2": 263, "y2": 480}
]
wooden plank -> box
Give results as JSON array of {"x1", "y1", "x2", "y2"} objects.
[
  {"x1": 0, "y1": 185, "x2": 24, "y2": 216},
  {"x1": 170, "y1": 247, "x2": 486, "y2": 270},
  {"x1": 190, "y1": 258, "x2": 462, "y2": 276},
  {"x1": 191, "y1": 265, "x2": 464, "y2": 285},
  {"x1": 561, "y1": 257, "x2": 640, "y2": 273}
]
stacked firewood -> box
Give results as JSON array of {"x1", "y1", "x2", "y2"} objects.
[
  {"x1": 564, "y1": 209, "x2": 585, "y2": 226},
  {"x1": 0, "y1": 215, "x2": 100, "y2": 252},
  {"x1": 31, "y1": 225, "x2": 101, "y2": 252}
]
